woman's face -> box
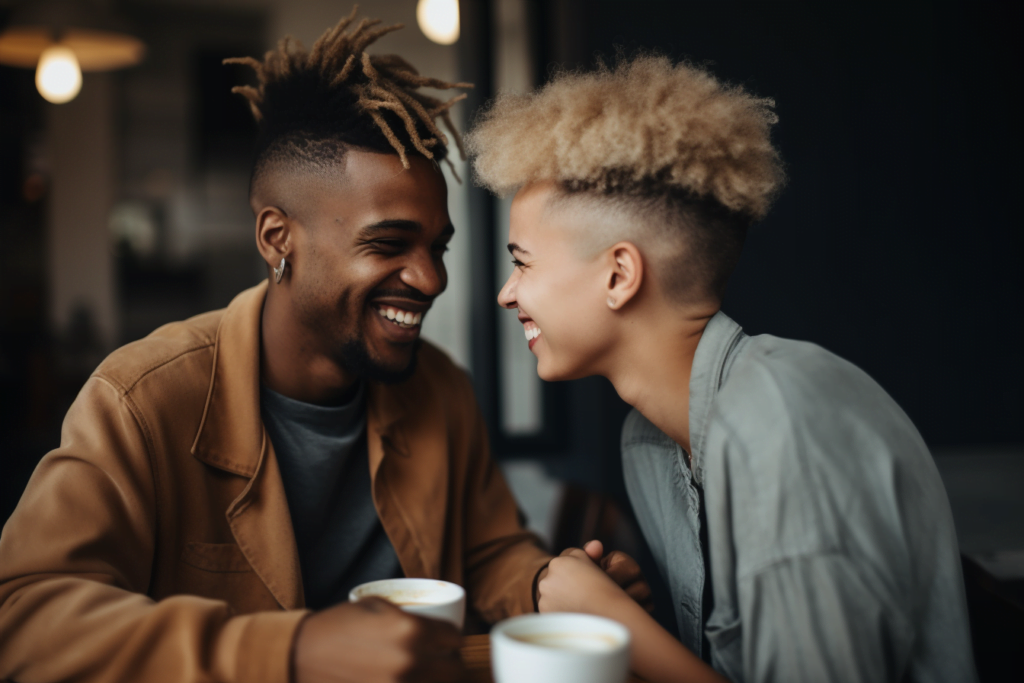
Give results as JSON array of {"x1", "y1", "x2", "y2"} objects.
[{"x1": 497, "y1": 182, "x2": 617, "y2": 381}]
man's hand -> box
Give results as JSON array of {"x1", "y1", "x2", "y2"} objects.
[
  {"x1": 583, "y1": 540, "x2": 654, "y2": 613},
  {"x1": 292, "y1": 597, "x2": 463, "y2": 683}
]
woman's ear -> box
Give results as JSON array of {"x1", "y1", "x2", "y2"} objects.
[
  {"x1": 605, "y1": 241, "x2": 644, "y2": 310},
  {"x1": 255, "y1": 206, "x2": 292, "y2": 269}
]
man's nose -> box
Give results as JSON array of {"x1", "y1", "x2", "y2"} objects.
[
  {"x1": 400, "y1": 250, "x2": 446, "y2": 297},
  {"x1": 497, "y1": 270, "x2": 519, "y2": 309}
]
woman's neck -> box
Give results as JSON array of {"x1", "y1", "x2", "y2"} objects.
[{"x1": 604, "y1": 306, "x2": 716, "y2": 454}]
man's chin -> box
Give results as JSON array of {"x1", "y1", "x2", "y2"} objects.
[{"x1": 339, "y1": 338, "x2": 420, "y2": 384}]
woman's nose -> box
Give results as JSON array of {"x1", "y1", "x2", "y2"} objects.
[{"x1": 497, "y1": 270, "x2": 519, "y2": 309}]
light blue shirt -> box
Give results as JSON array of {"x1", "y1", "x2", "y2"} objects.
[{"x1": 621, "y1": 311, "x2": 976, "y2": 682}]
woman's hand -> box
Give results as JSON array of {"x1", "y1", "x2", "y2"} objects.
[
  {"x1": 536, "y1": 544, "x2": 635, "y2": 616},
  {"x1": 536, "y1": 541, "x2": 727, "y2": 683},
  {"x1": 536, "y1": 540, "x2": 653, "y2": 615}
]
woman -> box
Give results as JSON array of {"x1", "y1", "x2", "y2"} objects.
[{"x1": 467, "y1": 56, "x2": 975, "y2": 683}]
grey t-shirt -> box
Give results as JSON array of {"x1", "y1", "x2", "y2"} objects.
[
  {"x1": 622, "y1": 311, "x2": 976, "y2": 683},
  {"x1": 261, "y1": 383, "x2": 402, "y2": 609}
]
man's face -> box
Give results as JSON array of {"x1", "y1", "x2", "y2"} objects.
[
  {"x1": 496, "y1": 182, "x2": 616, "y2": 381},
  {"x1": 290, "y1": 150, "x2": 452, "y2": 383}
]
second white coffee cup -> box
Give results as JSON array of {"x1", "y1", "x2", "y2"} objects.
[
  {"x1": 491, "y1": 612, "x2": 631, "y2": 683},
  {"x1": 349, "y1": 578, "x2": 465, "y2": 629}
]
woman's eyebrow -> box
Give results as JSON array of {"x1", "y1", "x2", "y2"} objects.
[{"x1": 507, "y1": 242, "x2": 531, "y2": 256}]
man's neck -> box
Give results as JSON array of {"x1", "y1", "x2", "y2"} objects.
[
  {"x1": 604, "y1": 306, "x2": 717, "y2": 455},
  {"x1": 260, "y1": 286, "x2": 360, "y2": 406}
]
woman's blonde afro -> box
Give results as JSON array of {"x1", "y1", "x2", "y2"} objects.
[{"x1": 468, "y1": 55, "x2": 785, "y2": 220}]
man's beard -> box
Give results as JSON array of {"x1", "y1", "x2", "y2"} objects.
[{"x1": 338, "y1": 336, "x2": 420, "y2": 384}]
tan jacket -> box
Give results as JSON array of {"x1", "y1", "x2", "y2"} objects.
[{"x1": 0, "y1": 283, "x2": 550, "y2": 683}]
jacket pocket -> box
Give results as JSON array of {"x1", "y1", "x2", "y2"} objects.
[{"x1": 180, "y1": 541, "x2": 252, "y2": 573}]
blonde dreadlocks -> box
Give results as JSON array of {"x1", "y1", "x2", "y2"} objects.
[{"x1": 225, "y1": 6, "x2": 471, "y2": 183}]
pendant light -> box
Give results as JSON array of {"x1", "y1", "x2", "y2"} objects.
[{"x1": 0, "y1": 0, "x2": 145, "y2": 104}]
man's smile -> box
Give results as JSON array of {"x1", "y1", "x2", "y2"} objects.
[
  {"x1": 375, "y1": 305, "x2": 423, "y2": 328},
  {"x1": 369, "y1": 296, "x2": 431, "y2": 343}
]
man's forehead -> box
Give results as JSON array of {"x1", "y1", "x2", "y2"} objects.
[{"x1": 319, "y1": 151, "x2": 449, "y2": 220}]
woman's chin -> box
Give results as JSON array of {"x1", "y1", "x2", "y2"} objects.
[{"x1": 536, "y1": 356, "x2": 588, "y2": 383}]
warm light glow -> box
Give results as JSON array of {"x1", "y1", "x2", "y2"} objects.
[
  {"x1": 417, "y1": 0, "x2": 460, "y2": 45},
  {"x1": 35, "y1": 45, "x2": 82, "y2": 104}
]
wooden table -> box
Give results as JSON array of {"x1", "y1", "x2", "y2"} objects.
[{"x1": 460, "y1": 634, "x2": 648, "y2": 682}]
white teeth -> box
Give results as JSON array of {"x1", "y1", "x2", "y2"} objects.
[
  {"x1": 524, "y1": 327, "x2": 541, "y2": 341},
  {"x1": 376, "y1": 306, "x2": 422, "y2": 328}
]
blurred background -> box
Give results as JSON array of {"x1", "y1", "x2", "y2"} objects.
[{"x1": 0, "y1": 0, "x2": 1020, "y2": 679}]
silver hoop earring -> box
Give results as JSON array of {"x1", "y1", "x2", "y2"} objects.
[{"x1": 273, "y1": 257, "x2": 287, "y2": 284}]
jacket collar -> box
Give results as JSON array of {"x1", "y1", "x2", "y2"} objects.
[
  {"x1": 190, "y1": 282, "x2": 266, "y2": 475},
  {"x1": 688, "y1": 310, "x2": 747, "y2": 485}
]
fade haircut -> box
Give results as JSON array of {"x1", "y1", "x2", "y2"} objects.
[
  {"x1": 468, "y1": 55, "x2": 785, "y2": 302},
  {"x1": 226, "y1": 6, "x2": 471, "y2": 196}
]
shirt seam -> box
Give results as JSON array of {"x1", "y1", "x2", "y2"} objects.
[{"x1": 96, "y1": 342, "x2": 214, "y2": 396}]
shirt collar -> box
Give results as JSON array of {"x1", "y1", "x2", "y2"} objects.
[{"x1": 688, "y1": 310, "x2": 747, "y2": 485}]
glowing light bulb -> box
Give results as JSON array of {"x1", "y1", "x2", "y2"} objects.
[
  {"x1": 36, "y1": 45, "x2": 82, "y2": 104},
  {"x1": 417, "y1": 0, "x2": 460, "y2": 45}
]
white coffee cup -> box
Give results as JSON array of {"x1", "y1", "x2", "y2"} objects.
[
  {"x1": 349, "y1": 578, "x2": 465, "y2": 629},
  {"x1": 491, "y1": 612, "x2": 631, "y2": 683}
]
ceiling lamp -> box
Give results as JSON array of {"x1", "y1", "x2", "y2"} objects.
[
  {"x1": 0, "y1": 0, "x2": 145, "y2": 104},
  {"x1": 417, "y1": 0, "x2": 460, "y2": 46}
]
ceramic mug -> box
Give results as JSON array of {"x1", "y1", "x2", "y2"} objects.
[
  {"x1": 349, "y1": 578, "x2": 465, "y2": 629},
  {"x1": 491, "y1": 612, "x2": 631, "y2": 683}
]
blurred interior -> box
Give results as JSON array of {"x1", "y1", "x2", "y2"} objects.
[{"x1": 0, "y1": 0, "x2": 1020, "y2": 679}]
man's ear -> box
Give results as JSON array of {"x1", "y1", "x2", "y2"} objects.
[
  {"x1": 605, "y1": 242, "x2": 644, "y2": 310},
  {"x1": 255, "y1": 206, "x2": 292, "y2": 270}
]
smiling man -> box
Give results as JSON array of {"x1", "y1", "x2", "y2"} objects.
[{"x1": 0, "y1": 12, "x2": 563, "y2": 683}]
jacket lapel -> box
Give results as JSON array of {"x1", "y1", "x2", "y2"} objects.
[
  {"x1": 367, "y1": 370, "x2": 450, "y2": 580},
  {"x1": 190, "y1": 282, "x2": 304, "y2": 609}
]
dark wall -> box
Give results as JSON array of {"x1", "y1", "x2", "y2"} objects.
[{"x1": 542, "y1": 0, "x2": 1022, "y2": 451}]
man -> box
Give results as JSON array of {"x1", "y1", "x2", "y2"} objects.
[
  {"x1": 0, "y1": 12, "x2": 648, "y2": 683},
  {"x1": 468, "y1": 55, "x2": 977, "y2": 682}
]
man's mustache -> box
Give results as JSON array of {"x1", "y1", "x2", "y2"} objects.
[{"x1": 369, "y1": 288, "x2": 434, "y2": 304}]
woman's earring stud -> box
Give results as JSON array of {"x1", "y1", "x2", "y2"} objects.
[
  {"x1": 607, "y1": 297, "x2": 617, "y2": 308},
  {"x1": 273, "y1": 257, "x2": 287, "y2": 284}
]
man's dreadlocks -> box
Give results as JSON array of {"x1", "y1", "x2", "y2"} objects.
[{"x1": 225, "y1": 6, "x2": 471, "y2": 188}]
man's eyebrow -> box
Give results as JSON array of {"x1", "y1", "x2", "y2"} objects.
[
  {"x1": 507, "y1": 242, "x2": 530, "y2": 256},
  {"x1": 359, "y1": 219, "x2": 422, "y2": 235},
  {"x1": 359, "y1": 219, "x2": 455, "y2": 240}
]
